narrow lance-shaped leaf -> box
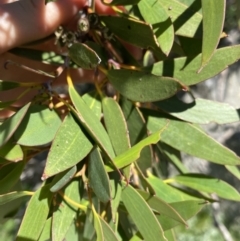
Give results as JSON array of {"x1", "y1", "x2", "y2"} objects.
[
  {"x1": 102, "y1": 0, "x2": 141, "y2": 5},
  {"x1": 14, "y1": 104, "x2": 62, "y2": 146},
  {"x1": 105, "y1": 126, "x2": 168, "y2": 172},
  {"x1": 52, "y1": 180, "x2": 81, "y2": 241},
  {"x1": 150, "y1": 45, "x2": 240, "y2": 86},
  {"x1": 144, "y1": 109, "x2": 240, "y2": 166},
  {"x1": 199, "y1": 0, "x2": 225, "y2": 72},
  {"x1": 68, "y1": 77, "x2": 115, "y2": 160},
  {"x1": 92, "y1": 204, "x2": 104, "y2": 241},
  {"x1": 50, "y1": 166, "x2": 77, "y2": 192},
  {"x1": 0, "y1": 80, "x2": 21, "y2": 91},
  {"x1": 121, "y1": 183, "x2": 166, "y2": 241},
  {"x1": 0, "y1": 102, "x2": 31, "y2": 147},
  {"x1": 0, "y1": 191, "x2": 31, "y2": 206},
  {"x1": 107, "y1": 69, "x2": 184, "y2": 102},
  {"x1": 137, "y1": 189, "x2": 187, "y2": 227},
  {"x1": 225, "y1": 165, "x2": 240, "y2": 180},
  {"x1": 16, "y1": 185, "x2": 53, "y2": 241},
  {"x1": 155, "y1": 97, "x2": 240, "y2": 124},
  {"x1": 99, "y1": 216, "x2": 120, "y2": 241},
  {"x1": 138, "y1": 0, "x2": 174, "y2": 55},
  {"x1": 172, "y1": 173, "x2": 240, "y2": 201},
  {"x1": 43, "y1": 113, "x2": 92, "y2": 179},
  {"x1": 88, "y1": 147, "x2": 111, "y2": 203}
]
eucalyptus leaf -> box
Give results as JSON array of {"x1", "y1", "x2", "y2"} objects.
[
  {"x1": 225, "y1": 165, "x2": 240, "y2": 180},
  {"x1": 0, "y1": 102, "x2": 31, "y2": 148},
  {"x1": 38, "y1": 218, "x2": 52, "y2": 241},
  {"x1": 102, "y1": 0, "x2": 141, "y2": 5},
  {"x1": 43, "y1": 113, "x2": 92, "y2": 179},
  {"x1": 0, "y1": 80, "x2": 21, "y2": 91},
  {"x1": 92, "y1": 204, "x2": 104, "y2": 241},
  {"x1": 107, "y1": 69, "x2": 183, "y2": 102},
  {"x1": 52, "y1": 180, "x2": 81, "y2": 241},
  {"x1": 144, "y1": 109, "x2": 240, "y2": 166},
  {"x1": 199, "y1": 0, "x2": 225, "y2": 71},
  {"x1": 16, "y1": 185, "x2": 53, "y2": 241},
  {"x1": 0, "y1": 191, "x2": 31, "y2": 206},
  {"x1": 155, "y1": 96, "x2": 240, "y2": 124},
  {"x1": 99, "y1": 216, "x2": 120, "y2": 241},
  {"x1": 0, "y1": 141, "x2": 23, "y2": 162},
  {"x1": 14, "y1": 104, "x2": 62, "y2": 146},
  {"x1": 121, "y1": 183, "x2": 166, "y2": 241},
  {"x1": 138, "y1": 0, "x2": 174, "y2": 55},
  {"x1": 150, "y1": 45, "x2": 240, "y2": 86},
  {"x1": 88, "y1": 147, "x2": 111, "y2": 203},
  {"x1": 172, "y1": 173, "x2": 240, "y2": 201}
]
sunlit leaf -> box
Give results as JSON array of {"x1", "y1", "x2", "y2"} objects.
[
  {"x1": 0, "y1": 141, "x2": 23, "y2": 162},
  {"x1": 199, "y1": 0, "x2": 225, "y2": 71},
  {"x1": 14, "y1": 104, "x2": 62, "y2": 146},
  {"x1": 155, "y1": 96, "x2": 240, "y2": 124},
  {"x1": 92, "y1": 204, "x2": 104, "y2": 241},
  {"x1": 0, "y1": 191, "x2": 31, "y2": 206},
  {"x1": 121, "y1": 183, "x2": 166, "y2": 241},
  {"x1": 138, "y1": 0, "x2": 174, "y2": 55},
  {"x1": 150, "y1": 45, "x2": 240, "y2": 86},
  {"x1": 0, "y1": 102, "x2": 31, "y2": 148},
  {"x1": 38, "y1": 218, "x2": 52, "y2": 241},
  {"x1": 43, "y1": 113, "x2": 92, "y2": 179},
  {"x1": 225, "y1": 165, "x2": 240, "y2": 180},
  {"x1": 107, "y1": 69, "x2": 183, "y2": 102},
  {"x1": 144, "y1": 109, "x2": 240, "y2": 166},
  {"x1": 52, "y1": 180, "x2": 81, "y2": 241},
  {"x1": 16, "y1": 185, "x2": 53, "y2": 241},
  {"x1": 99, "y1": 216, "x2": 120, "y2": 241},
  {"x1": 172, "y1": 173, "x2": 240, "y2": 201}
]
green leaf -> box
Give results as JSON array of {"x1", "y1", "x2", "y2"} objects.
[
  {"x1": 225, "y1": 165, "x2": 240, "y2": 180},
  {"x1": 157, "y1": 200, "x2": 206, "y2": 230},
  {"x1": 144, "y1": 110, "x2": 240, "y2": 166},
  {"x1": 100, "y1": 16, "x2": 161, "y2": 53},
  {"x1": 0, "y1": 100, "x2": 15, "y2": 110},
  {"x1": 155, "y1": 97, "x2": 240, "y2": 124},
  {"x1": 199, "y1": 0, "x2": 225, "y2": 71},
  {"x1": 172, "y1": 173, "x2": 240, "y2": 201},
  {"x1": 14, "y1": 104, "x2": 62, "y2": 146},
  {"x1": 38, "y1": 218, "x2": 52, "y2": 241},
  {"x1": 88, "y1": 147, "x2": 111, "y2": 203},
  {"x1": 107, "y1": 69, "x2": 183, "y2": 102},
  {"x1": 102, "y1": 97, "x2": 130, "y2": 156},
  {"x1": 0, "y1": 102, "x2": 31, "y2": 148},
  {"x1": 50, "y1": 166, "x2": 77, "y2": 192},
  {"x1": 138, "y1": 0, "x2": 174, "y2": 55},
  {"x1": 69, "y1": 85, "x2": 115, "y2": 160},
  {"x1": 52, "y1": 180, "x2": 81, "y2": 241},
  {"x1": 121, "y1": 98, "x2": 152, "y2": 173},
  {"x1": 92, "y1": 205, "x2": 104, "y2": 241},
  {"x1": 16, "y1": 185, "x2": 53, "y2": 241},
  {"x1": 0, "y1": 80, "x2": 21, "y2": 91},
  {"x1": 164, "y1": 229, "x2": 176, "y2": 241},
  {"x1": 160, "y1": 0, "x2": 202, "y2": 37},
  {"x1": 0, "y1": 191, "x2": 31, "y2": 205},
  {"x1": 150, "y1": 45, "x2": 240, "y2": 86},
  {"x1": 0, "y1": 162, "x2": 25, "y2": 194},
  {"x1": 137, "y1": 189, "x2": 187, "y2": 227},
  {"x1": 0, "y1": 141, "x2": 23, "y2": 162},
  {"x1": 69, "y1": 43, "x2": 101, "y2": 69},
  {"x1": 147, "y1": 173, "x2": 200, "y2": 202},
  {"x1": 82, "y1": 90, "x2": 102, "y2": 120},
  {"x1": 105, "y1": 127, "x2": 167, "y2": 172},
  {"x1": 110, "y1": 179, "x2": 122, "y2": 223},
  {"x1": 103, "y1": 0, "x2": 141, "y2": 5},
  {"x1": 99, "y1": 216, "x2": 120, "y2": 241},
  {"x1": 43, "y1": 113, "x2": 92, "y2": 179},
  {"x1": 121, "y1": 183, "x2": 166, "y2": 241}
]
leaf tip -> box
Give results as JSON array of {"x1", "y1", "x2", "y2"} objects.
[{"x1": 41, "y1": 173, "x2": 49, "y2": 181}]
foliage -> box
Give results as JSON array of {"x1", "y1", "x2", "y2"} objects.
[{"x1": 0, "y1": 0, "x2": 240, "y2": 240}]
